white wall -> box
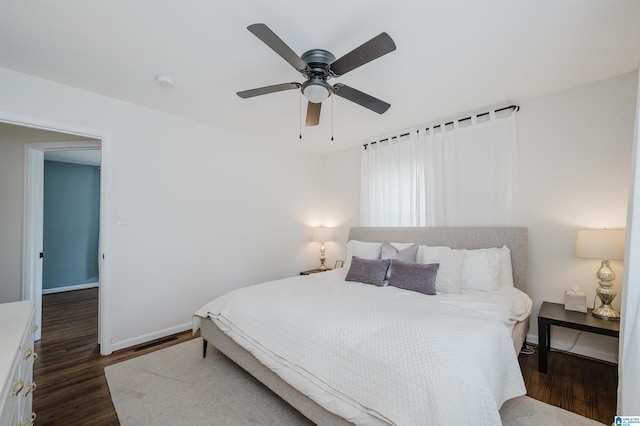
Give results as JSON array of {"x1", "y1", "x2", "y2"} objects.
[
  {"x1": 323, "y1": 71, "x2": 638, "y2": 362},
  {"x1": 0, "y1": 66, "x2": 324, "y2": 350},
  {"x1": 515, "y1": 71, "x2": 636, "y2": 361},
  {"x1": 320, "y1": 145, "x2": 361, "y2": 269},
  {"x1": 0, "y1": 136, "x2": 27, "y2": 303}
]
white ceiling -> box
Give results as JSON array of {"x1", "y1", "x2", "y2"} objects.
[{"x1": 1, "y1": 0, "x2": 639, "y2": 154}]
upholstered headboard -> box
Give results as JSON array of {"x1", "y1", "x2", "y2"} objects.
[{"x1": 348, "y1": 227, "x2": 529, "y2": 294}]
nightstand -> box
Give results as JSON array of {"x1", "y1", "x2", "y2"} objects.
[
  {"x1": 537, "y1": 301, "x2": 620, "y2": 373},
  {"x1": 300, "y1": 268, "x2": 332, "y2": 275}
]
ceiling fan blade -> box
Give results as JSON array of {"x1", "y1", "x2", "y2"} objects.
[
  {"x1": 333, "y1": 84, "x2": 390, "y2": 114},
  {"x1": 247, "y1": 23, "x2": 308, "y2": 73},
  {"x1": 237, "y1": 82, "x2": 301, "y2": 99},
  {"x1": 330, "y1": 32, "x2": 396, "y2": 76},
  {"x1": 306, "y1": 101, "x2": 321, "y2": 126}
]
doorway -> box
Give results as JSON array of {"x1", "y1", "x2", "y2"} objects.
[
  {"x1": 0, "y1": 111, "x2": 114, "y2": 355},
  {"x1": 25, "y1": 141, "x2": 101, "y2": 344},
  {"x1": 42, "y1": 150, "x2": 101, "y2": 296}
]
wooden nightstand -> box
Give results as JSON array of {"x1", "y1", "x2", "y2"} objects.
[
  {"x1": 300, "y1": 268, "x2": 332, "y2": 275},
  {"x1": 537, "y1": 301, "x2": 620, "y2": 373}
]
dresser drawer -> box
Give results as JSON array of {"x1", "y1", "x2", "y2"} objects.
[
  {"x1": 0, "y1": 354, "x2": 21, "y2": 426},
  {"x1": 0, "y1": 301, "x2": 37, "y2": 426}
]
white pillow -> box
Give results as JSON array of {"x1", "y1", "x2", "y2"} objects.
[
  {"x1": 461, "y1": 248, "x2": 501, "y2": 291},
  {"x1": 344, "y1": 240, "x2": 382, "y2": 271},
  {"x1": 492, "y1": 245, "x2": 515, "y2": 288},
  {"x1": 418, "y1": 245, "x2": 465, "y2": 294}
]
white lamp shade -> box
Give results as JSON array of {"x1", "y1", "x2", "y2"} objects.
[
  {"x1": 575, "y1": 229, "x2": 625, "y2": 260},
  {"x1": 312, "y1": 227, "x2": 333, "y2": 243}
]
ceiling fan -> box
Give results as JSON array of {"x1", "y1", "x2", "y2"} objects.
[{"x1": 237, "y1": 23, "x2": 396, "y2": 126}]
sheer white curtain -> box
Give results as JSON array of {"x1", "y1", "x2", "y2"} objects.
[
  {"x1": 361, "y1": 109, "x2": 517, "y2": 226},
  {"x1": 422, "y1": 111, "x2": 517, "y2": 225},
  {"x1": 361, "y1": 132, "x2": 425, "y2": 226}
]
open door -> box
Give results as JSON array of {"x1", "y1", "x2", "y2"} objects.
[{"x1": 23, "y1": 147, "x2": 45, "y2": 340}]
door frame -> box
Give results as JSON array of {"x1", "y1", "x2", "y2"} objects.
[
  {"x1": 26, "y1": 142, "x2": 101, "y2": 341},
  {"x1": 1, "y1": 109, "x2": 114, "y2": 355}
]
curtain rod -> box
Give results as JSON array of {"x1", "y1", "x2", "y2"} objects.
[{"x1": 364, "y1": 104, "x2": 520, "y2": 149}]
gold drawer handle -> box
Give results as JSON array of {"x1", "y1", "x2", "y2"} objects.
[
  {"x1": 12, "y1": 379, "x2": 25, "y2": 396},
  {"x1": 19, "y1": 412, "x2": 37, "y2": 426},
  {"x1": 31, "y1": 324, "x2": 38, "y2": 333},
  {"x1": 23, "y1": 382, "x2": 37, "y2": 397},
  {"x1": 23, "y1": 349, "x2": 38, "y2": 362},
  {"x1": 23, "y1": 348, "x2": 38, "y2": 361}
]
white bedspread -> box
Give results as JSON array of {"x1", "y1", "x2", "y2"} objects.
[{"x1": 193, "y1": 270, "x2": 529, "y2": 425}]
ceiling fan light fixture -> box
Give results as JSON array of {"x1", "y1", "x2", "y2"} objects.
[{"x1": 302, "y1": 79, "x2": 331, "y2": 103}]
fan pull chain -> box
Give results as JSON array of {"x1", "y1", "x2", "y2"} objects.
[
  {"x1": 330, "y1": 95, "x2": 334, "y2": 141},
  {"x1": 299, "y1": 91, "x2": 302, "y2": 140}
]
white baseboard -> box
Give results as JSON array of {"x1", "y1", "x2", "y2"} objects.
[
  {"x1": 110, "y1": 322, "x2": 193, "y2": 352},
  {"x1": 42, "y1": 282, "x2": 99, "y2": 294}
]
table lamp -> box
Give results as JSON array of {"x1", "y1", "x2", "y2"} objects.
[
  {"x1": 575, "y1": 229, "x2": 625, "y2": 320},
  {"x1": 312, "y1": 227, "x2": 333, "y2": 270}
]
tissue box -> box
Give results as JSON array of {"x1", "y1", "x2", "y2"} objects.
[{"x1": 564, "y1": 290, "x2": 587, "y2": 313}]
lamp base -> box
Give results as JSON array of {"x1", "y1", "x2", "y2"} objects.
[
  {"x1": 592, "y1": 304, "x2": 620, "y2": 321},
  {"x1": 318, "y1": 258, "x2": 327, "y2": 271},
  {"x1": 592, "y1": 260, "x2": 620, "y2": 321},
  {"x1": 318, "y1": 243, "x2": 327, "y2": 271}
]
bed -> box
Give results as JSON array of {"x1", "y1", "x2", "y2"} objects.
[{"x1": 193, "y1": 226, "x2": 532, "y2": 425}]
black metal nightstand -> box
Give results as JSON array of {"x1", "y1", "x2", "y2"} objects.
[
  {"x1": 537, "y1": 301, "x2": 620, "y2": 373},
  {"x1": 300, "y1": 268, "x2": 332, "y2": 275}
]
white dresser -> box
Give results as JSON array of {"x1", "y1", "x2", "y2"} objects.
[{"x1": 0, "y1": 300, "x2": 37, "y2": 426}]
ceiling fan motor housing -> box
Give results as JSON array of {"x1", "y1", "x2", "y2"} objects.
[{"x1": 301, "y1": 49, "x2": 336, "y2": 74}]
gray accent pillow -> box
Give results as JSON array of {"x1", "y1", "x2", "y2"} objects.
[
  {"x1": 388, "y1": 260, "x2": 439, "y2": 295},
  {"x1": 381, "y1": 242, "x2": 419, "y2": 262},
  {"x1": 381, "y1": 242, "x2": 419, "y2": 279},
  {"x1": 345, "y1": 257, "x2": 391, "y2": 287}
]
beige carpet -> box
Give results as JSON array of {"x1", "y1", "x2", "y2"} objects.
[{"x1": 105, "y1": 338, "x2": 604, "y2": 425}]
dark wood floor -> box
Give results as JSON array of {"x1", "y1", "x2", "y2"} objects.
[
  {"x1": 519, "y1": 346, "x2": 617, "y2": 424},
  {"x1": 33, "y1": 288, "x2": 197, "y2": 425},
  {"x1": 33, "y1": 288, "x2": 617, "y2": 425}
]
